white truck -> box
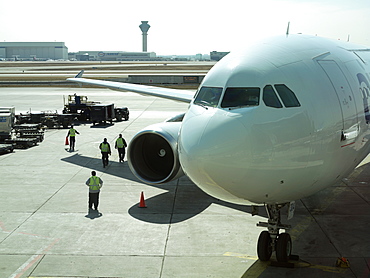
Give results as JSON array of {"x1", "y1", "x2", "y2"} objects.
[
  {"x1": 0, "y1": 107, "x2": 15, "y2": 137},
  {"x1": 0, "y1": 107, "x2": 15, "y2": 153}
]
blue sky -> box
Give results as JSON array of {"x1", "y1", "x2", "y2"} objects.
[{"x1": 0, "y1": 0, "x2": 369, "y2": 55}]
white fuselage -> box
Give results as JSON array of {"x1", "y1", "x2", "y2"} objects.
[{"x1": 178, "y1": 35, "x2": 370, "y2": 205}]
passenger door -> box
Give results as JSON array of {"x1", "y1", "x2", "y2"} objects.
[{"x1": 318, "y1": 60, "x2": 359, "y2": 144}]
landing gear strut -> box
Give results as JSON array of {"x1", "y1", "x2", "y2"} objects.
[{"x1": 256, "y1": 203, "x2": 297, "y2": 264}]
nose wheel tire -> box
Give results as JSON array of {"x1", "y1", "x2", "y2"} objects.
[
  {"x1": 276, "y1": 232, "x2": 292, "y2": 262},
  {"x1": 257, "y1": 231, "x2": 273, "y2": 261}
]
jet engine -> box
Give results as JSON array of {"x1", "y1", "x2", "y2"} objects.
[{"x1": 127, "y1": 121, "x2": 184, "y2": 184}]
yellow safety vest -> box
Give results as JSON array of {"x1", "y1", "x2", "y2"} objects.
[
  {"x1": 89, "y1": 176, "x2": 101, "y2": 191},
  {"x1": 100, "y1": 143, "x2": 109, "y2": 152},
  {"x1": 116, "y1": 137, "x2": 125, "y2": 148},
  {"x1": 69, "y1": 128, "x2": 76, "y2": 137}
]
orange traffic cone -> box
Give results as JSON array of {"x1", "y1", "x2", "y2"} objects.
[
  {"x1": 139, "y1": 191, "x2": 147, "y2": 208},
  {"x1": 65, "y1": 136, "x2": 69, "y2": 145}
]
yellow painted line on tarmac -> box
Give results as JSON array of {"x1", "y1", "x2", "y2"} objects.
[
  {"x1": 291, "y1": 185, "x2": 346, "y2": 241},
  {"x1": 295, "y1": 261, "x2": 349, "y2": 274},
  {"x1": 289, "y1": 215, "x2": 315, "y2": 241},
  {"x1": 223, "y1": 252, "x2": 267, "y2": 278},
  {"x1": 224, "y1": 184, "x2": 351, "y2": 277},
  {"x1": 224, "y1": 252, "x2": 349, "y2": 277},
  {"x1": 241, "y1": 261, "x2": 270, "y2": 278},
  {"x1": 223, "y1": 251, "x2": 258, "y2": 260}
]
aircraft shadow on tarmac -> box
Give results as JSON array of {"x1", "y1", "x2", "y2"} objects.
[{"x1": 61, "y1": 153, "x2": 258, "y2": 224}]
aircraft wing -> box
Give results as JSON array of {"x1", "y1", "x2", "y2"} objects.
[{"x1": 67, "y1": 71, "x2": 194, "y2": 103}]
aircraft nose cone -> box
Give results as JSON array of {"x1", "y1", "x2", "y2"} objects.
[{"x1": 179, "y1": 108, "x2": 251, "y2": 203}]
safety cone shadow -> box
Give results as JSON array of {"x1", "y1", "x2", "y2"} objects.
[{"x1": 139, "y1": 191, "x2": 147, "y2": 208}]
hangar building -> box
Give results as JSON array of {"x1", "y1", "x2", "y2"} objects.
[{"x1": 0, "y1": 42, "x2": 68, "y2": 60}]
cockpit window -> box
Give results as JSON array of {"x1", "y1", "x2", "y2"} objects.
[
  {"x1": 263, "y1": 85, "x2": 283, "y2": 108},
  {"x1": 274, "y1": 84, "x2": 301, "y2": 107},
  {"x1": 194, "y1": 86, "x2": 223, "y2": 108},
  {"x1": 221, "y1": 87, "x2": 260, "y2": 108}
]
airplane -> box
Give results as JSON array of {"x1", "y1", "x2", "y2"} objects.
[{"x1": 67, "y1": 34, "x2": 370, "y2": 264}]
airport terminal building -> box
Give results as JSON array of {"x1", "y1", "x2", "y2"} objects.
[
  {"x1": 0, "y1": 41, "x2": 220, "y2": 61},
  {"x1": 68, "y1": 51, "x2": 157, "y2": 61},
  {"x1": 0, "y1": 42, "x2": 68, "y2": 60}
]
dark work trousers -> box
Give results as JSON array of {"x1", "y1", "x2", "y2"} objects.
[
  {"x1": 118, "y1": 147, "x2": 125, "y2": 162},
  {"x1": 89, "y1": 192, "x2": 100, "y2": 210},
  {"x1": 69, "y1": 136, "x2": 76, "y2": 151},
  {"x1": 101, "y1": 152, "x2": 109, "y2": 167}
]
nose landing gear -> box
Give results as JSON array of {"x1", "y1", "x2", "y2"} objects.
[{"x1": 256, "y1": 203, "x2": 298, "y2": 266}]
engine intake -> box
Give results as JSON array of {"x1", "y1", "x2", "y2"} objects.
[{"x1": 127, "y1": 122, "x2": 184, "y2": 184}]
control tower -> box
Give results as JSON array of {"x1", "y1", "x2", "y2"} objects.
[{"x1": 139, "y1": 21, "x2": 151, "y2": 52}]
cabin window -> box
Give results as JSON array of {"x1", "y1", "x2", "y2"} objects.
[
  {"x1": 194, "y1": 86, "x2": 223, "y2": 108},
  {"x1": 221, "y1": 87, "x2": 260, "y2": 108},
  {"x1": 263, "y1": 85, "x2": 283, "y2": 108},
  {"x1": 274, "y1": 84, "x2": 301, "y2": 107}
]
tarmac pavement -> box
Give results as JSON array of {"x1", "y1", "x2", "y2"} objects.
[{"x1": 0, "y1": 87, "x2": 370, "y2": 278}]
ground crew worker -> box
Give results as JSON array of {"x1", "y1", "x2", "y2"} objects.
[
  {"x1": 85, "y1": 171, "x2": 103, "y2": 211},
  {"x1": 66, "y1": 124, "x2": 80, "y2": 152},
  {"x1": 99, "y1": 138, "x2": 111, "y2": 168},
  {"x1": 115, "y1": 134, "x2": 127, "y2": 162}
]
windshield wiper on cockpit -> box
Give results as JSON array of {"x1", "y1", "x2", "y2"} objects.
[
  {"x1": 227, "y1": 104, "x2": 258, "y2": 110},
  {"x1": 195, "y1": 100, "x2": 210, "y2": 109}
]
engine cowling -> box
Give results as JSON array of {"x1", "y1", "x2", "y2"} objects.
[{"x1": 127, "y1": 121, "x2": 184, "y2": 184}]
